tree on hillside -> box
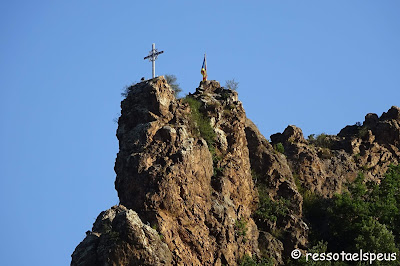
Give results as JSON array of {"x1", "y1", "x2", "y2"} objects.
[
  {"x1": 165, "y1": 74, "x2": 182, "y2": 98},
  {"x1": 225, "y1": 78, "x2": 239, "y2": 91},
  {"x1": 355, "y1": 217, "x2": 398, "y2": 255},
  {"x1": 302, "y1": 165, "x2": 400, "y2": 259}
]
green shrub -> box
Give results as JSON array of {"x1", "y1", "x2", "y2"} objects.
[
  {"x1": 273, "y1": 142, "x2": 285, "y2": 154},
  {"x1": 324, "y1": 167, "x2": 400, "y2": 252},
  {"x1": 121, "y1": 82, "x2": 137, "y2": 98},
  {"x1": 165, "y1": 74, "x2": 182, "y2": 98},
  {"x1": 238, "y1": 254, "x2": 273, "y2": 266},
  {"x1": 184, "y1": 96, "x2": 216, "y2": 150},
  {"x1": 255, "y1": 186, "x2": 289, "y2": 222},
  {"x1": 358, "y1": 126, "x2": 369, "y2": 139},
  {"x1": 225, "y1": 78, "x2": 239, "y2": 91},
  {"x1": 299, "y1": 165, "x2": 400, "y2": 260},
  {"x1": 251, "y1": 169, "x2": 261, "y2": 184},
  {"x1": 293, "y1": 173, "x2": 306, "y2": 196},
  {"x1": 235, "y1": 218, "x2": 247, "y2": 237},
  {"x1": 315, "y1": 133, "x2": 332, "y2": 149},
  {"x1": 308, "y1": 133, "x2": 333, "y2": 149},
  {"x1": 307, "y1": 134, "x2": 316, "y2": 141},
  {"x1": 371, "y1": 164, "x2": 400, "y2": 240},
  {"x1": 355, "y1": 217, "x2": 398, "y2": 254}
]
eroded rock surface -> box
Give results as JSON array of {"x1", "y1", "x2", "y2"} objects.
[
  {"x1": 73, "y1": 78, "x2": 260, "y2": 265},
  {"x1": 72, "y1": 76, "x2": 399, "y2": 265},
  {"x1": 71, "y1": 205, "x2": 172, "y2": 266},
  {"x1": 271, "y1": 106, "x2": 400, "y2": 197}
]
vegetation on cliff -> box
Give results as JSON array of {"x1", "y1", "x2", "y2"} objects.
[
  {"x1": 183, "y1": 95, "x2": 216, "y2": 150},
  {"x1": 165, "y1": 74, "x2": 182, "y2": 97},
  {"x1": 302, "y1": 165, "x2": 400, "y2": 263},
  {"x1": 73, "y1": 77, "x2": 400, "y2": 266}
]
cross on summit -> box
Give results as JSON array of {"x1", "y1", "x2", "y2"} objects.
[{"x1": 144, "y1": 43, "x2": 164, "y2": 79}]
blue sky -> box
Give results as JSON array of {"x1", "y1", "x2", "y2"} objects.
[{"x1": 1, "y1": 1, "x2": 399, "y2": 265}]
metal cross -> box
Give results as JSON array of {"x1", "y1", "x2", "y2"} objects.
[{"x1": 144, "y1": 43, "x2": 164, "y2": 78}]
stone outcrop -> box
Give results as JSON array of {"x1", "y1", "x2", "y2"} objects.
[
  {"x1": 71, "y1": 205, "x2": 172, "y2": 266},
  {"x1": 71, "y1": 76, "x2": 400, "y2": 265},
  {"x1": 113, "y1": 79, "x2": 260, "y2": 265},
  {"x1": 245, "y1": 120, "x2": 308, "y2": 263},
  {"x1": 73, "y1": 78, "x2": 263, "y2": 265},
  {"x1": 270, "y1": 106, "x2": 400, "y2": 197}
]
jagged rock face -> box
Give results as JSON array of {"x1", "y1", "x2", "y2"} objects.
[
  {"x1": 71, "y1": 76, "x2": 399, "y2": 265},
  {"x1": 245, "y1": 120, "x2": 308, "y2": 263},
  {"x1": 71, "y1": 205, "x2": 172, "y2": 266},
  {"x1": 373, "y1": 106, "x2": 400, "y2": 148},
  {"x1": 113, "y1": 78, "x2": 259, "y2": 265},
  {"x1": 271, "y1": 106, "x2": 400, "y2": 197}
]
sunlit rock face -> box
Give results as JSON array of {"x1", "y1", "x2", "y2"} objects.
[{"x1": 71, "y1": 76, "x2": 399, "y2": 265}]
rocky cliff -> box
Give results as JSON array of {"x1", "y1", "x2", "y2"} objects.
[
  {"x1": 271, "y1": 106, "x2": 400, "y2": 198},
  {"x1": 71, "y1": 76, "x2": 400, "y2": 265}
]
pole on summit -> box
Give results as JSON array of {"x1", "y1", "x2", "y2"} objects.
[
  {"x1": 201, "y1": 54, "x2": 207, "y2": 81},
  {"x1": 144, "y1": 43, "x2": 164, "y2": 78}
]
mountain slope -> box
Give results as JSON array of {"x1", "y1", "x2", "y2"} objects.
[{"x1": 71, "y1": 77, "x2": 400, "y2": 265}]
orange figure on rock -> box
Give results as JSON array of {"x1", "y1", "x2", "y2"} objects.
[{"x1": 201, "y1": 54, "x2": 207, "y2": 81}]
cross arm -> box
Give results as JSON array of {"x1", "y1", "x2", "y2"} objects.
[{"x1": 144, "y1": 50, "x2": 164, "y2": 60}]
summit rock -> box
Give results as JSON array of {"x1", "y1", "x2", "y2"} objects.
[{"x1": 72, "y1": 76, "x2": 400, "y2": 265}]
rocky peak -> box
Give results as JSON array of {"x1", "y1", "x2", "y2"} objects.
[
  {"x1": 71, "y1": 75, "x2": 399, "y2": 265},
  {"x1": 363, "y1": 113, "x2": 379, "y2": 128},
  {"x1": 372, "y1": 106, "x2": 400, "y2": 148},
  {"x1": 270, "y1": 125, "x2": 307, "y2": 145},
  {"x1": 73, "y1": 77, "x2": 266, "y2": 265},
  {"x1": 380, "y1": 105, "x2": 400, "y2": 121},
  {"x1": 71, "y1": 205, "x2": 172, "y2": 265},
  {"x1": 196, "y1": 80, "x2": 222, "y2": 94}
]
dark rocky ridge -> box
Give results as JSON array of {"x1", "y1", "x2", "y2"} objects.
[{"x1": 71, "y1": 77, "x2": 400, "y2": 265}]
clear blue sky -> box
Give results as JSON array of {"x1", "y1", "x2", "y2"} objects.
[{"x1": 1, "y1": 1, "x2": 399, "y2": 265}]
